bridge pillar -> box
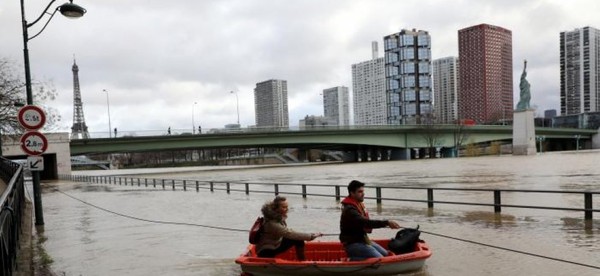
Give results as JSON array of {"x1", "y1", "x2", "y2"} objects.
[
  {"x1": 390, "y1": 149, "x2": 410, "y2": 160},
  {"x1": 357, "y1": 150, "x2": 365, "y2": 162},
  {"x1": 341, "y1": 151, "x2": 357, "y2": 162},
  {"x1": 368, "y1": 148, "x2": 377, "y2": 161},
  {"x1": 593, "y1": 127, "x2": 600, "y2": 149},
  {"x1": 380, "y1": 149, "x2": 390, "y2": 161}
]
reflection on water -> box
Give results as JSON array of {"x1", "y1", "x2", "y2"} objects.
[
  {"x1": 42, "y1": 152, "x2": 600, "y2": 275},
  {"x1": 461, "y1": 211, "x2": 518, "y2": 228}
]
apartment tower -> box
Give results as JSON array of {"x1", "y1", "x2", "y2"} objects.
[
  {"x1": 458, "y1": 24, "x2": 513, "y2": 124},
  {"x1": 560, "y1": 26, "x2": 600, "y2": 115},
  {"x1": 432, "y1": 57, "x2": 459, "y2": 123},
  {"x1": 323, "y1": 86, "x2": 350, "y2": 126},
  {"x1": 352, "y1": 42, "x2": 387, "y2": 125},
  {"x1": 254, "y1": 79, "x2": 289, "y2": 128},
  {"x1": 384, "y1": 29, "x2": 433, "y2": 124}
]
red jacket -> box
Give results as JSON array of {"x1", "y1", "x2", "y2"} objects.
[{"x1": 339, "y1": 196, "x2": 389, "y2": 245}]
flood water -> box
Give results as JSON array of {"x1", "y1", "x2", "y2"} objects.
[{"x1": 36, "y1": 151, "x2": 599, "y2": 276}]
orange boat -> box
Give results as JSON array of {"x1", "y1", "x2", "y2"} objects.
[{"x1": 235, "y1": 239, "x2": 432, "y2": 276}]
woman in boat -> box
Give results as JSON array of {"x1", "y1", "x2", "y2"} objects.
[{"x1": 256, "y1": 196, "x2": 322, "y2": 260}]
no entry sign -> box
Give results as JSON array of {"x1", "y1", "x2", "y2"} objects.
[
  {"x1": 18, "y1": 105, "x2": 46, "y2": 130},
  {"x1": 20, "y1": 131, "x2": 48, "y2": 156}
]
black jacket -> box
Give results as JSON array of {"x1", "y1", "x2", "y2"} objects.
[{"x1": 339, "y1": 203, "x2": 389, "y2": 245}]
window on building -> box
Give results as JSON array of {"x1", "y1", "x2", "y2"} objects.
[
  {"x1": 402, "y1": 76, "x2": 416, "y2": 88},
  {"x1": 402, "y1": 62, "x2": 415, "y2": 74},
  {"x1": 420, "y1": 103, "x2": 432, "y2": 113},
  {"x1": 386, "y1": 52, "x2": 399, "y2": 63},
  {"x1": 404, "y1": 90, "x2": 416, "y2": 101},
  {"x1": 417, "y1": 34, "x2": 430, "y2": 46},
  {"x1": 419, "y1": 76, "x2": 431, "y2": 87},
  {"x1": 388, "y1": 79, "x2": 399, "y2": 90},
  {"x1": 385, "y1": 37, "x2": 397, "y2": 50},
  {"x1": 420, "y1": 90, "x2": 431, "y2": 101},
  {"x1": 418, "y1": 49, "x2": 430, "y2": 60},
  {"x1": 401, "y1": 35, "x2": 414, "y2": 46},
  {"x1": 402, "y1": 48, "x2": 414, "y2": 59},
  {"x1": 404, "y1": 103, "x2": 417, "y2": 115},
  {"x1": 418, "y1": 62, "x2": 429, "y2": 73}
]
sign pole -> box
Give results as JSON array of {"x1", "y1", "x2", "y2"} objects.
[{"x1": 18, "y1": 105, "x2": 47, "y2": 225}]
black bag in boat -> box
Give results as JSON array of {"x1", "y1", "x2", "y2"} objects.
[{"x1": 388, "y1": 225, "x2": 421, "y2": 254}]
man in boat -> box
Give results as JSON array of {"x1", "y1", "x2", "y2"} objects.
[
  {"x1": 340, "y1": 180, "x2": 400, "y2": 261},
  {"x1": 256, "y1": 196, "x2": 323, "y2": 260}
]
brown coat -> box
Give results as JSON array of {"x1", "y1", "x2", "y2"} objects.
[{"x1": 256, "y1": 202, "x2": 313, "y2": 253}]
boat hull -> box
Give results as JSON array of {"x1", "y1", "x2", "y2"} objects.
[{"x1": 235, "y1": 239, "x2": 431, "y2": 276}]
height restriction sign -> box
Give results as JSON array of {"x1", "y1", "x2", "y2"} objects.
[
  {"x1": 20, "y1": 131, "x2": 48, "y2": 156},
  {"x1": 18, "y1": 105, "x2": 46, "y2": 130}
]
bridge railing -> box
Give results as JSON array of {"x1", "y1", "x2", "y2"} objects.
[
  {"x1": 0, "y1": 158, "x2": 25, "y2": 276},
  {"x1": 61, "y1": 174, "x2": 599, "y2": 220}
]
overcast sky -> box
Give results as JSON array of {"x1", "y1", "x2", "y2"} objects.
[{"x1": 1, "y1": 0, "x2": 598, "y2": 136}]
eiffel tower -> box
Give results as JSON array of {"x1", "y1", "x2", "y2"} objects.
[{"x1": 70, "y1": 59, "x2": 90, "y2": 139}]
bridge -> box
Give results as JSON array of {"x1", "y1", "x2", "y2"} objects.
[{"x1": 70, "y1": 125, "x2": 599, "y2": 156}]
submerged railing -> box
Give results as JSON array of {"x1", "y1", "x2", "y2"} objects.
[
  {"x1": 61, "y1": 174, "x2": 599, "y2": 220},
  {"x1": 0, "y1": 158, "x2": 26, "y2": 276}
]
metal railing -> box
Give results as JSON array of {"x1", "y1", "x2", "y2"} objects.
[
  {"x1": 61, "y1": 174, "x2": 599, "y2": 220},
  {"x1": 0, "y1": 158, "x2": 26, "y2": 276}
]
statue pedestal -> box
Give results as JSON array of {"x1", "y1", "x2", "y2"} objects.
[{"x1": 512, "y1": 109, "x2": 536, "y2": 155}]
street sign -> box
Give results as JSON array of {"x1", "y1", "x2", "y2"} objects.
[
  {"x1": 17, "y1": 105, "x2": 46, "y2": 130},
  {"x1": 20, "y1": 131, "x2": 48, "y2": 156},
  {"x1": 27, "y1": 156, "x2": 44, "y2": 171}
]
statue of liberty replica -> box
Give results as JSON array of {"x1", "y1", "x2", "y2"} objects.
[
  {"x1": 512, "y1": 60, "x2": 536, "y2": 155},
  {"x1": 516, "y1": 60, "x2": 531, "y2": 111}
]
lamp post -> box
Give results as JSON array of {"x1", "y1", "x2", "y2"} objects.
[
  {"x1": 20, "y1": 0, "x2": 86, "y2": 226},
  {"x1": 574, "y1": 134, "x2": 581, "y2": 151},
  {"x1": 192, "y1": 102, "x2": 198, "y2": 134},
  {"x1": 536, "y1": 135, "x2": 545, "y2": 154},
  {"x1": 231, "y1": 90, "x2": 240, "y2": 125},
  {"x1": 103, "y1": 89, "x2": 112, "y2": 138}
]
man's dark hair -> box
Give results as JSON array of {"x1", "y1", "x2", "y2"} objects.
[{"x1": 347, "y1": 180, "x2": 365, "y2": 194}]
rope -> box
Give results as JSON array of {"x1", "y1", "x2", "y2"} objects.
[
  {"x1": 53, "y1": 188, "x2": 248, "y2": 233},
  {"x1": 418, "y1": 229, "x2": 600, "y2": 270},
  {"x1": 53, "y1": 188, "x2": 600, "y2": 270}
]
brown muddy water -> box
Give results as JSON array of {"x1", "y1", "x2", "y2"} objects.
[{"x1": 36, "y1": 152, "x2": 599, "y2": 275}]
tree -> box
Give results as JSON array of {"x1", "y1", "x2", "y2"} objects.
[
  {"x1": 420, "y1": 113, "x2": 444, "y2": 158},
  {"x1": 452, "y1": 119, "x2": 470, "y2": 157},
  {"x1": 0, "y1": 58, "x2": 61, "y2": 135}
]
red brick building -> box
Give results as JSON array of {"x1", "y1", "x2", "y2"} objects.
[{"x1": 458, "y1": 24, "x2": 513, "y2": 124}]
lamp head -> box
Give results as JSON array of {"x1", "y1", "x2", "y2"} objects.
[{"x1": 58, "y1": 0, "x2": 87, "y2": 18}]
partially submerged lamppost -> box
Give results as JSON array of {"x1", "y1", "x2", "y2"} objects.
[{"x1": 20, "y1": 0, "x2": 86, "y2": 225}]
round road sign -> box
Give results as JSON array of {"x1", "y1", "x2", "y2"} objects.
[
  {"x1": 17, "y1": 105, "x2": 46, "y2": 130},
  {"x1": 20, "y1": 131, "x2": 48, "y2": 156}
]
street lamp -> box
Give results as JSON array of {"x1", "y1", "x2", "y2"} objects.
[
  {"x1": 536, "y1": 135, "x2": 545, "y2": 154},
  {"x1": 20, "y1": 0, "x2": 86, "y2": 226},
  {"x1": 231, "y1": 90, "x2": 240, "y2": 125},
  {"x1": 192, "y1": 102, "x2": 198, "y2": 134},
  {"x1": 103, "y1": 89, "x2": 112, "y2": 138}
]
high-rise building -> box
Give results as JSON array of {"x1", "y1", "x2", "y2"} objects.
[
  {"x1": 352, "y1": 42, "x2": 387, "y2": 125},
  {"x1": 254, "y1": 79, "x2": 289, "y2": 128},
  {"x1": 432, "y1": 57, "x2": 459, "y2": 123},
  {"x1": 560, "y1": 26, "x2": 600, "y2": 115},
  {"x1": 323, "y1": 86, "x2": 350, "y2": 126},
  {"x1": 544, "y1": 109, "x2": 557, "y2": 118},
  {"x1": 458, "y1": 24, "x2": 513, "y2": 124},
  {"x1": 384, "y1": 29, "x2": 433, "y2": 124},
  {"x1": 299, "y1": 115, "x2": 335, "y2": 129}
]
